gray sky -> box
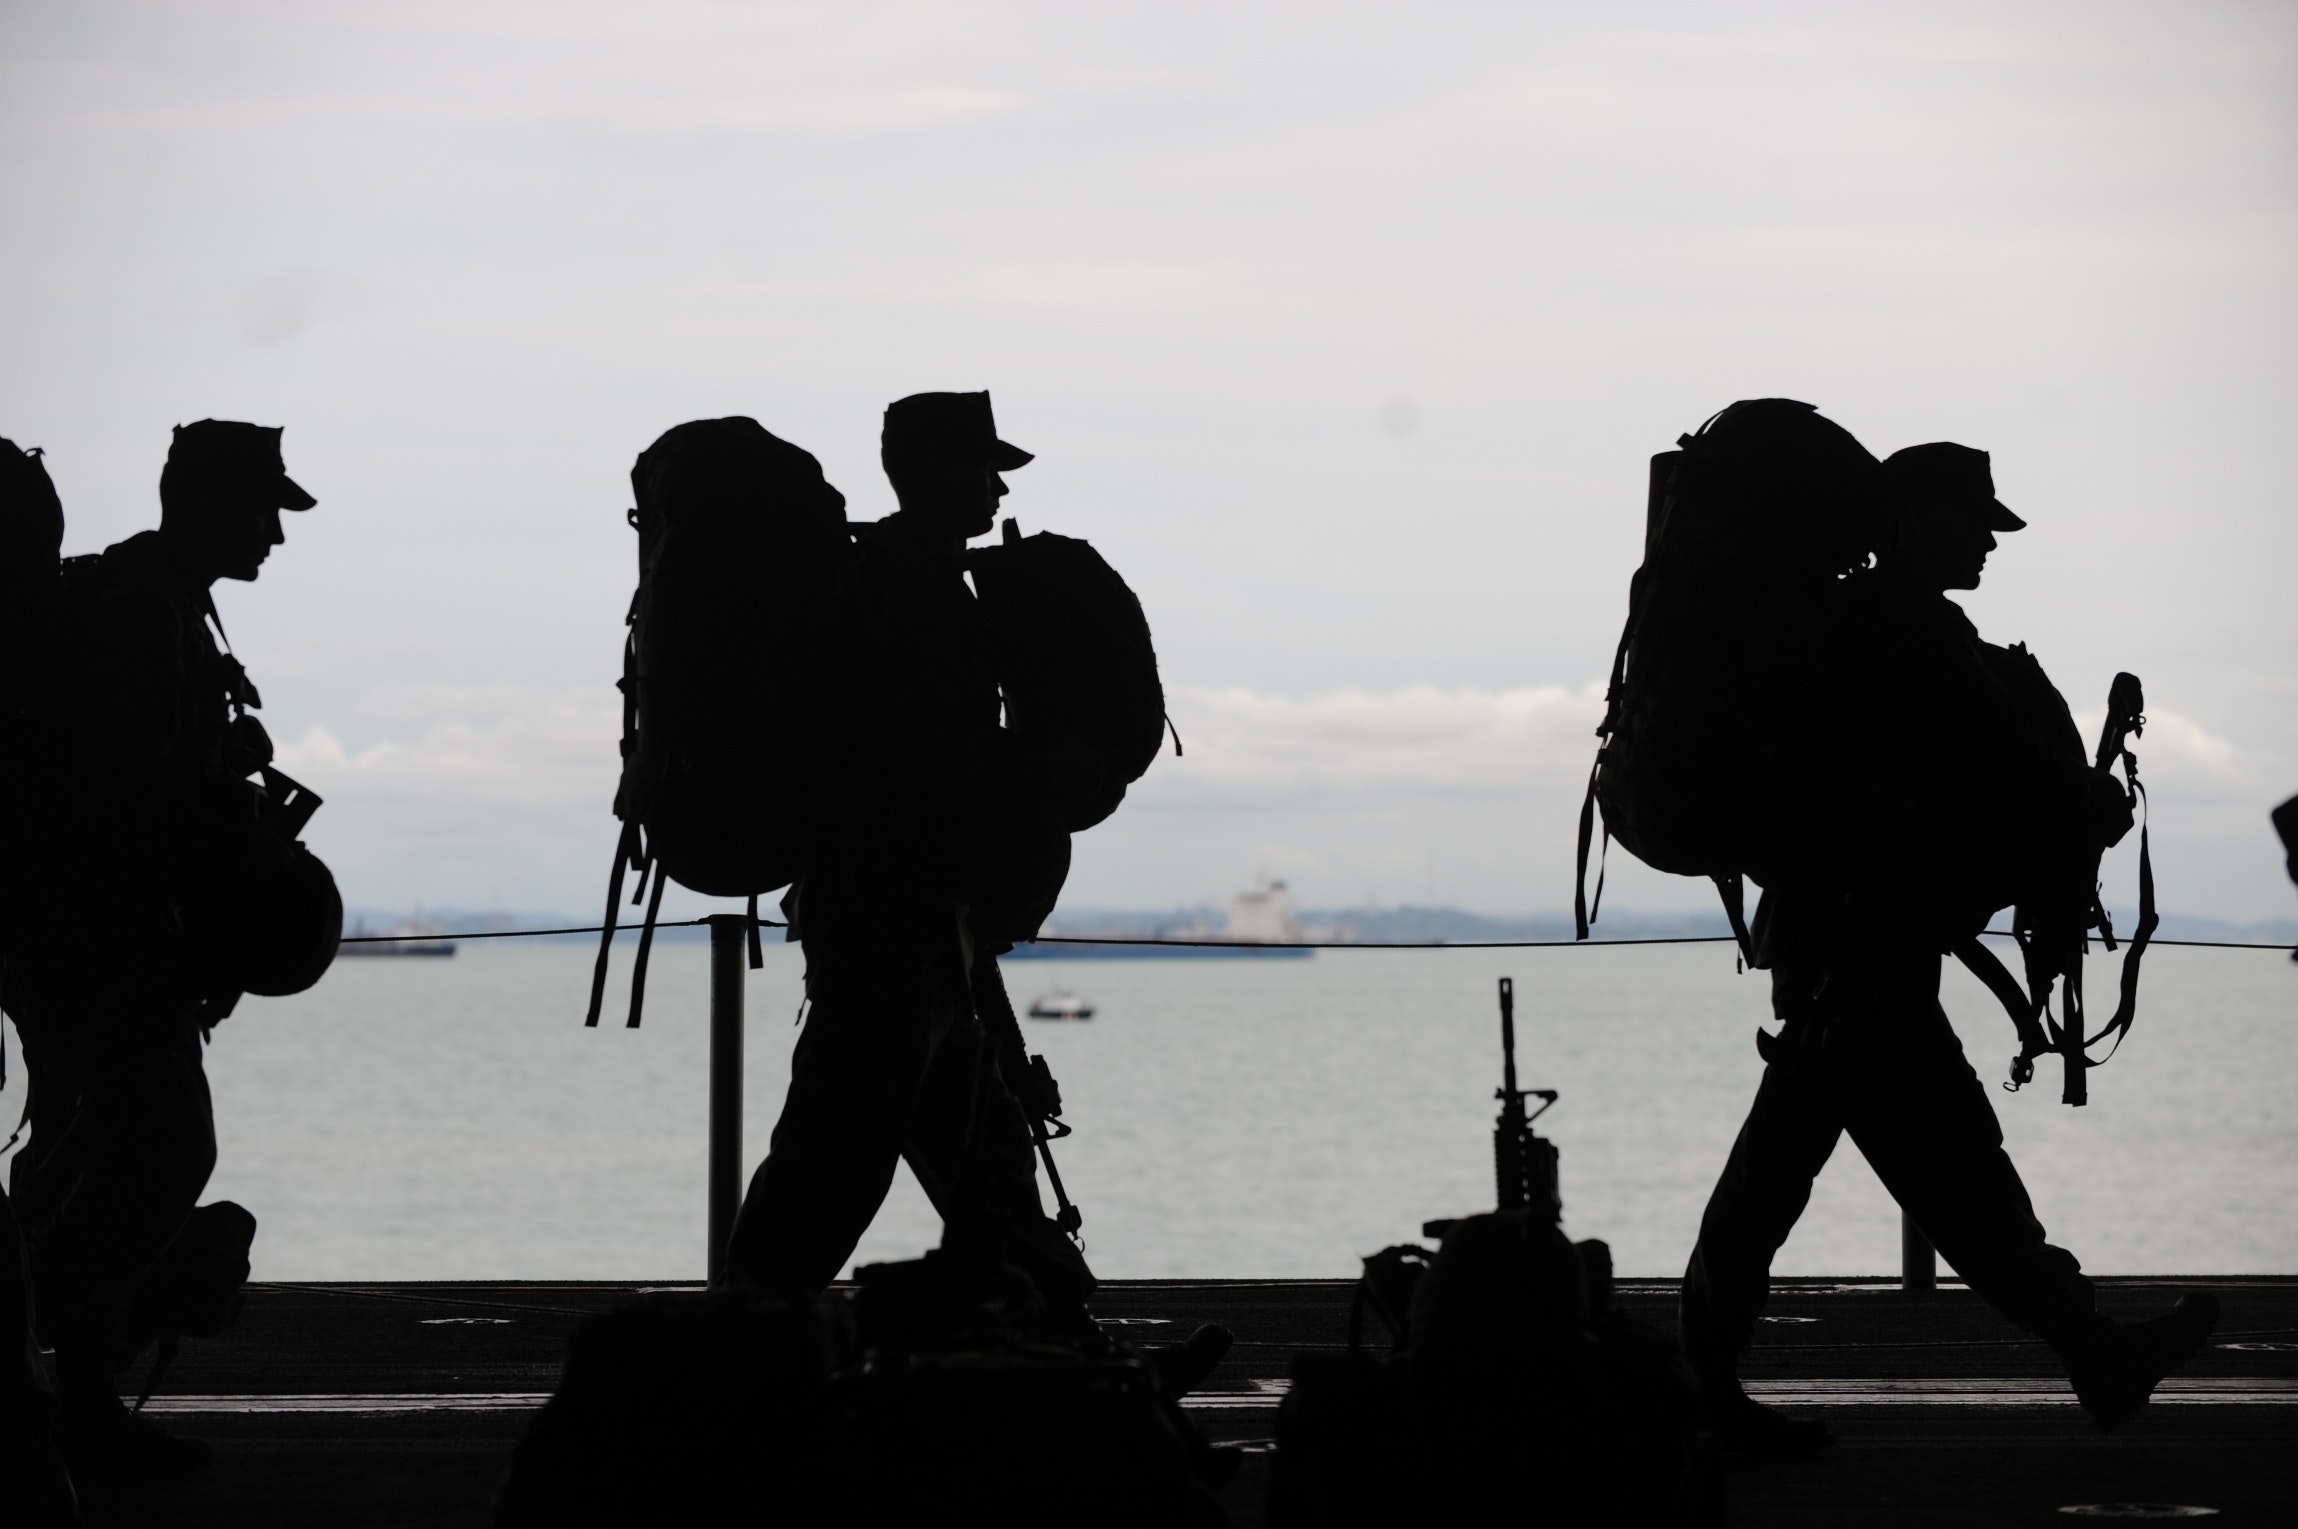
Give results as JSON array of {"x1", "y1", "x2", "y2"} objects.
[{"x1": 4, "y1": 1, "x2": 2292, "y2": 920}]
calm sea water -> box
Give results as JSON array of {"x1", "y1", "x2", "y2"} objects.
[{"x1": 3, "y1": 939, "x2": 2290, "y2": 1281}]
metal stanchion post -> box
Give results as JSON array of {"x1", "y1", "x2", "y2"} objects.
[
  {"x1": 1901, "y1": 1210, "x2": 1937, "y2": 1294},
  {"x1": 706, "y1": 913, "x2": 747, "y2": 1285}
]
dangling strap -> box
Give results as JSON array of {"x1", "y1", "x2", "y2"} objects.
[
  {"x1": 1575, "y1": 577, "x2": 1642, "y2": 941},
  {"x1": 624, "y1": 865, "x2": 666, "y2": 1029},
  {"x1": 746, "y1": 893, "x2": 765, "y2": 970},
  {"x1": 2057, "y1": 941, "x2": 2088, "y2": 1107},
  {"x1": 1573, "y1": 748, "x2": 1607, "y2": 941},
  {"x1": 583, "y1": 820, "x2": 639, "y2": 1027},
  {"x1": 2089, "y1": 778, "x2": 2156, "y2": 1067},
  {"x1": 1713, "y1": 873, "x2": 1753, "y2": 966}
]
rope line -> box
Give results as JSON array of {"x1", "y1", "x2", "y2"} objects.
[{"x1": 339, "y1": 923, "x2": 2292, "y2": 952}]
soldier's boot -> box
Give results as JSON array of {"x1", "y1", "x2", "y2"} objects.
[
  {"x1": 2061, "y1": 1292, "x2": 2220, "y2": 1433},
  {"x1": 0, "y1": 1387, "x2": 82, "y2": 1526},
  {"x1": 1691, "y1": 1365, "x2": 1834, "y2": 1461},
  {"x1": 1141, "y1": 1324, "x2": 1233, "y2": 1400},
  {"x1": 49, "y1": 1308, "x2": 212, "y2": 1485}
]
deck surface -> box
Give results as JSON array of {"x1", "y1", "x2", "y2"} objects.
[{"x1": 70, "y1": 1276, "x2": 2298, "y2": 1525}]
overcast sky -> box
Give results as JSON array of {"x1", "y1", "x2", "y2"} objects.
[{"x1": 3, "y1": 1, "x2": 2292, "y2": 921}]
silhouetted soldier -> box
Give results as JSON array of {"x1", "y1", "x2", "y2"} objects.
[
  {"x1": 1679, "y1": 442, "x2": 2218, "y2": 1455},
  {"x1": 725, "y1": 393, "x2": 1095, "y2": 1328},
  {"x1": 1, "y1": 421, "x2": 311, "y2": 1481}
]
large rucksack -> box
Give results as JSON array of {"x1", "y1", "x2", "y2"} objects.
[
  {"x1": 586, "y1": 418, "x2": 852, "y2": 1025},
  {"x1": 1574, "y1": 400, "x2": 1889, "y2": 945},
  {"x1": 967, "y1": 520, "x2": 1170, "y2": 833}
]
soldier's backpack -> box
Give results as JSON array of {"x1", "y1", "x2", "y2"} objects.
[
  {"x1": 1573, "y1": 399, "x2": 1889, "y2": 947},
  {"x1": 967, "y1": 520, "x2": 1171, "y2": 832},
  {"x1": 586, "y1": 418, "x2": 852, "y2": 1026}
]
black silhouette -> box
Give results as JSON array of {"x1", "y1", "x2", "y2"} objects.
[
  {"x1": 585, "y1": 417, "x2": 853, "y2": 1028},
  {"x1": 1578, "y1": 407, "x2": 2217, "y2": 1454},
  {"x1": 2275, "y1": 796, "x2": 2298, "y2": 953},
  {"x1": 1277, "y1": 982, "x2": 1708, "y2": 1525},
  {"x1": 691, "y1": 390, "x2": 1163, "y2": 1333},
  {"x1": 1278, "y1": 1216, "x2": 1706, "y2": 1525},
  {"x1": 0, "y1": 421, "x2": 336, "y2": 1486},
  {"x1": 497, "y1": 1259, "x2": 1232, "y2": 1527}
]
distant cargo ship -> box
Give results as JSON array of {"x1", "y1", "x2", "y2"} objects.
[
  {"x1": 338, "y1": 918, "x2": 457, "y2": 958},
  {"x1": 1006, "y1": 878, "x2": 1320, "y2": 960}
]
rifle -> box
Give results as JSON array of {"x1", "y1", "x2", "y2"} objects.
[
  {"x1": 1979, "y1": 671, "x2": 2154, "y2": 1106},
  {"x1": 1425, "y1": 977, "x2": 1560, "y2": 1237},
  {"x1": 969, "y1": 954, "x2": 1084, "y2": 1240}
]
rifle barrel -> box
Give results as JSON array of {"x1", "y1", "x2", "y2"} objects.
[{"x1": 1499, "y1": 976, "x2": 1518, "y2": 1099}]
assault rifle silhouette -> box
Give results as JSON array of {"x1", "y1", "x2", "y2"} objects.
[
  {"x1": 970, "y1": 957, "x2": 1084, "y2": 1241},
  {"x1": 1424, "y1": 977, "x2": 1561, "y2": 1238}
]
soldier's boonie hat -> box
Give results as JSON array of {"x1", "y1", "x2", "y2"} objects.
[
  {"x1": 881, "y1": 391, "x2": 1033, "y2": 473},
  {"x1": 166, "y1": 420, "x2": 316, "y2": 510},
  {"x1": 1881, "y1": 442, "x2": 2021, "y2": 531}
]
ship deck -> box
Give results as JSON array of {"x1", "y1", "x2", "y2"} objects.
[{"x1": 76, "y1": 1275, "x2": 2298, "y2": 1525}]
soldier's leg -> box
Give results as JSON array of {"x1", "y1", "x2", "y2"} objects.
[
  {"x1": 1837, "y1": 956, "x2": 2100, "y2": 1347},
  {"x1": 8, "y1": 990, "x2": 218, "y2": 1482},
  {"x1": 10, "y1": 1010, "x2": 217, "y2": 1371},
  {"x1": 725, "y1": 902, "x2": 947, "y2": 1293},
  {"x1": 901, "y1": 1017, "x2": 1095, "y2": 1310},
  {"x1": 1679, "y1": 967, "x2": 1848, "y2": 1383},
  {"x1": 0, "y1": 1181, "x2": 78, "y2": 1524}
]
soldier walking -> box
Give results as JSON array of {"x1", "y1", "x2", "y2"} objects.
[
  {"x1": 1677, "y1": 440, "x2": 2220, "y2": 1455},
  {"x1": 2, "y1": 421, "x2": 325, "y2": 1481},
  {"x1": 725, "y1": 393, "x2": 1094, "y2": 1328}
]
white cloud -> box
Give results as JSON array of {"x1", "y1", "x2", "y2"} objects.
[
  {"x1": 1151, "y1": 683, "x2": 1605, "y2": 800},
  {"x1": 261, "y1": 680, "x2": 2289, "y2": 919}
]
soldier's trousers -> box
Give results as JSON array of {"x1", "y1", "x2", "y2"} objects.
[
  {"x1": 1680, "y1": 947, "x2": 2103, "y2": 1379},
  {"x1": 725, "y1": 877, "x2": 1093, "y2": 1306},
  {"x1": 2, "y1": 958, "x2": 216, "y2": 1365}
]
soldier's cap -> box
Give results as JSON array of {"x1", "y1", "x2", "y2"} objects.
[
  {"x1": 881, "y1": 391, "x2": 1033, "y2": 474},
  {"x1": 166, "y1": 420, "x2": 316, "y2": 511},
  {"x1": 1881, "y1": 441, "x2": 2022, "y2": 531}
]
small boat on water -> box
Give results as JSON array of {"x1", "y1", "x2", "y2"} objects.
[
  {"x1": 1027, "y1": 988, "x2": 1095, "y2": 1021},
  {"x1": 338, "y1": 918, "x2": 457, "y2": 958}
]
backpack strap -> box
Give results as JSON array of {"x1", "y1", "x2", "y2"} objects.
[
  {"x1": 1572, "y1": 752, "x2": 1608, "y2": 941},
  {"x1": 2087, "y1": 763, "x2": 2157, "y2": 1069},
  {"x1": 623, "y1": 854, "x2": 666, "y2": 1030},
  {"x1": 1574, "y1": 569, "x2": 1644, "y2": 941},
  {"x1": 582, "y1": 819, "x2": 640, "y2": 1027},
  {"x1": 1712, "y1": 873, "x2": 1753, "y2": 966}
]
